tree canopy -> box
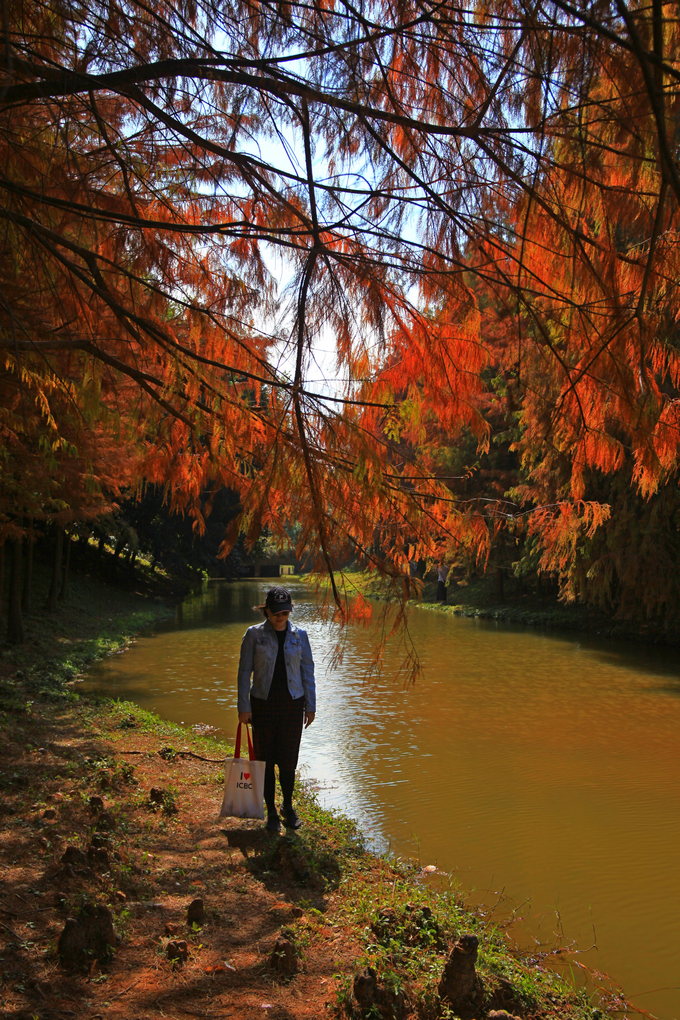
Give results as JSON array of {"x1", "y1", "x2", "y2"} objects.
[{"x1": 2, "y1": 0, "x2": 679, "y2": 628}]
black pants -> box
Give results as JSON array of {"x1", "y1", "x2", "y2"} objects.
[{"x1": 251, "y1": 690, "x2": 304, "y2": 813}]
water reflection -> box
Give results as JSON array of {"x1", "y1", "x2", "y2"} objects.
[{"x1": 83, "y1": 580, "x2": 680, "y2": 1020}]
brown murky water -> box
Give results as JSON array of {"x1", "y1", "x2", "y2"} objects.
[{"x1": 83, "y1": 580, "x2": 680, "y2": 1019}]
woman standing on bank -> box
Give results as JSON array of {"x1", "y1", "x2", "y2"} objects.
[{"x1": 237, "y1": 586, "x2": 316, "y2": 833}]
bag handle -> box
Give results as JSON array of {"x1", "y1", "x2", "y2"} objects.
[{"x1": 234, "y1": 721, "x2": 255, "y2": 760}]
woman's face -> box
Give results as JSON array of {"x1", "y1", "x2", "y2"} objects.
[{"x1": 265, "y1": 608, "x2": 290, "y2": 631}]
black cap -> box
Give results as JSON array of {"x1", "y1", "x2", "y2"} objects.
[{"x1": 265, "y1": 586, "x2": 293, "y2": 613}]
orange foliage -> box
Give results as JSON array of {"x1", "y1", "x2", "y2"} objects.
[{"x1": 1, "y1": 0, "x2": 678, "y2": 623}]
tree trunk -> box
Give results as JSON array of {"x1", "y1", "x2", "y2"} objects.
[
  {"x1": 0, "y1": 542, "x2": 5, "y2": 626},
  {"x1": 22, "y1": 526, "x2": 34, "y2": 614},
  {"x1": 47, "y1": 527, "x2": 64, "y2": 612},
  {"x1": 59, "y1": 530, "x2": 72, "y2": 600},
  {"x1": 7, "y1": 537, "x2": 25, "y2": 644}
]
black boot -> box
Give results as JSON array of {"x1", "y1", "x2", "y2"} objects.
[
  {"x1": 279, "y1": 770, "x2": 301, "y2": 829},
  {"x1": 265, "y1": 808, "x2": 280, "y2": 834},
  {"x1": 282, "y1": 806, "x2": 302, "y2": 830}
]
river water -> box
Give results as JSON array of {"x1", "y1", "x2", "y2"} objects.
[{"x1": 83, "y1": 580, "x2": 680, "y2": 1019}]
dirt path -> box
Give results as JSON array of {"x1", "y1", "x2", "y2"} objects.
[{"x1": 0, "y1": 697, "x2": 364, "y2": 1020}]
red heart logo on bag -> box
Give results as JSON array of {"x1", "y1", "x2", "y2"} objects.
[{"x1": 243, "y1": 773, "x2": 250, "y2": 779}]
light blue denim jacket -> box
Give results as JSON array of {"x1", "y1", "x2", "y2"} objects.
[{"x1": 237, "y1": 619, "x2": 316, "y2": 714}]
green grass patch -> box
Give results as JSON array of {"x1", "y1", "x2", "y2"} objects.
[{"x1": 330, "y1": 853, "x2": 612, "y2": 1020}]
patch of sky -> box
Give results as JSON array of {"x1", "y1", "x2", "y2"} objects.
[{"x1": 69, "y1": 2, "x2": 582, "y2": 398}]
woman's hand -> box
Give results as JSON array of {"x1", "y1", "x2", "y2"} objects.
[
  {"x1": 304, "y1": 711, "x2": 315, "y2": 728},
  {"x1": 238, "y1": 711, "x2": 252, "y2": 724}
]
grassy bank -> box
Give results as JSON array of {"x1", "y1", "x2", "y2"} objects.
[
  {"x1": 0, "y1": 572, "x2": 624, "y2": 1020},
  {"x1": 0, "y1": 566, "x2": 175, "y2": 699},
  {"x1": 322, "y1": 568, "x2": 675, "y2": 644},
  {"x1": 419, "y1": 576, "x2": 609, "y2": 635}
]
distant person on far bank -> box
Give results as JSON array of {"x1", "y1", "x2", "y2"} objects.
[
  {"x1": 236, "y1": 586, "x2": 316, "y2": 834},
  {"x1": 437, "y1": 562, "x2": 448, "y2": 603}
]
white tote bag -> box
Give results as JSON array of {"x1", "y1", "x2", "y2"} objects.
[{"x1": 219, "y1": 722, "x2": 266, "y2": 820}]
